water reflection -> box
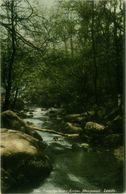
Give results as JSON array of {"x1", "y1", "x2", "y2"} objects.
[{"x1": 24, "y1": 108, "x2": 123, "y2": 193}]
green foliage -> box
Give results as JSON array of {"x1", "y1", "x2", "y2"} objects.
[{"x1": 1, "y1": 0, "x2": 124, "y2": 113}]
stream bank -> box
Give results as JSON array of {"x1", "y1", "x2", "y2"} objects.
[
  {"x1": 23, "y1": 107, "x2": 124, "y2": 193},
  {"x1": 1, "y1": 107, "x2": 124, "y2": 193}
]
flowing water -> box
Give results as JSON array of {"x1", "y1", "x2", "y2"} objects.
[{"x1": 23, "y1": 108, "x2": 123, "y2": 194}]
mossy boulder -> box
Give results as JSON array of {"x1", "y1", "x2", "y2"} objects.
[
  {"x1": 84, "y1": 122, "x2": 105, "y2": 132},
  {"x1": 65, "y1": 114, "x2": 83, "y2": 124},
  {"x1": 1, "y1": 128, "x2": 52, "y2": 193},
  {"x1": 80, "y1": 121, "x2": 123, "y2": 149},
  {"x1": 80, "y1": 122, "x2": 106, "y2": 147},
  {"x1": 80, "y1": 143, "x2": 90, "y2": 150},
  {"x1": 114, "y1": 146, "x2": 124, "y2": 161},
  {"x1": 64, "y1": 122, "x2": 82, "y2": 134},
  {"x1": 72, "y1": 143, "x2": 90, "y2": 151},
  {"x1": 1, "y1": 110, "x2": 42, "y2": 141},
  {"x1": 81, "y1": 111, "x2": 96, "y2": 128}
]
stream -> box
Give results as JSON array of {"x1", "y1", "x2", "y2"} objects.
[{"x1": 23, "y1": 108, "x2": 123, "y2": 193}]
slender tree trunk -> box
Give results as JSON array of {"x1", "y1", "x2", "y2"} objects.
[
  {"x1": 70, "y1": 35, "x2": 74, "y2": 58},
  {"x1": 91, "y1": 1, "x2": 98, "y2": 106},
  {"x1": 4, "y1": 0, "x2": 16, "y2": 110},
  {"x1": 113, "y1": 4, "x2": 122, "y2": 108}
]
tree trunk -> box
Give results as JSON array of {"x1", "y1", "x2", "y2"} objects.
[
  {"x1": 113, "y1": 4, "x2": 123, "y2": 108},
  {"x1": 3, "y1": 0, "x2": 16, "y2": 110},
  {"x1": 91, "y1": 1, "x2": 98, "y2": 106},
  {"x1": 70, "y1": 35, "x2": 74, "y2": 59}
]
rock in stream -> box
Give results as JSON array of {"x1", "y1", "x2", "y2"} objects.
[{"x1": 0, "y1": 110, "x2": 52, "y2": 193}]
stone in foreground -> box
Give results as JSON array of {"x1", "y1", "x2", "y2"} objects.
[{"x1": 1, "y1": 128, "x2": 52, "y2": 193}]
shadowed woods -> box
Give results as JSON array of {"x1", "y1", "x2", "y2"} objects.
[{"x1": 0, "y1": 0, "x2": 124, "y2": 193}]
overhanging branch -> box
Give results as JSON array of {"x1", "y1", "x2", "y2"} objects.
[{"x1": 0, "y1": 21, "x2": 47, "y2": 54}]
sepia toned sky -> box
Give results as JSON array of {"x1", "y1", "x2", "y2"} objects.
[
  {"x1": 31, "y1": 0, "x2": 56, "y2": 10},
  {"x1": 0, "y1": 0, "x2": 56, "y2": 8},
  {"x1": 39, "y1": 0, "x2": 56, "y2": 7}
]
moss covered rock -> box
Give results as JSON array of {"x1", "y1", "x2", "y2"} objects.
[
  {"x1": 65, "y1": 114, "x2": 83, "y2": 124},
  {"x1": 1, "y1": 110, "x2": 42, "y2": 141},
  {"x1": 85, "y1": 122, "x2": 105, "y2": 132},
  {"x1": 80, "y1": 122, "x2": 106, "y2": 147},
  {"x1": 114, "y1": 146, "x2": 124, "y2": 161},
  {"x1": 1, "y1": 128, "x2": 52, "y2": 193},
  {"x1": 64, "y1": 122, "x2": 82, "y2": 134},
  {"x1": 72, "y1": 143, "x2": 90, "y2": 151}
]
